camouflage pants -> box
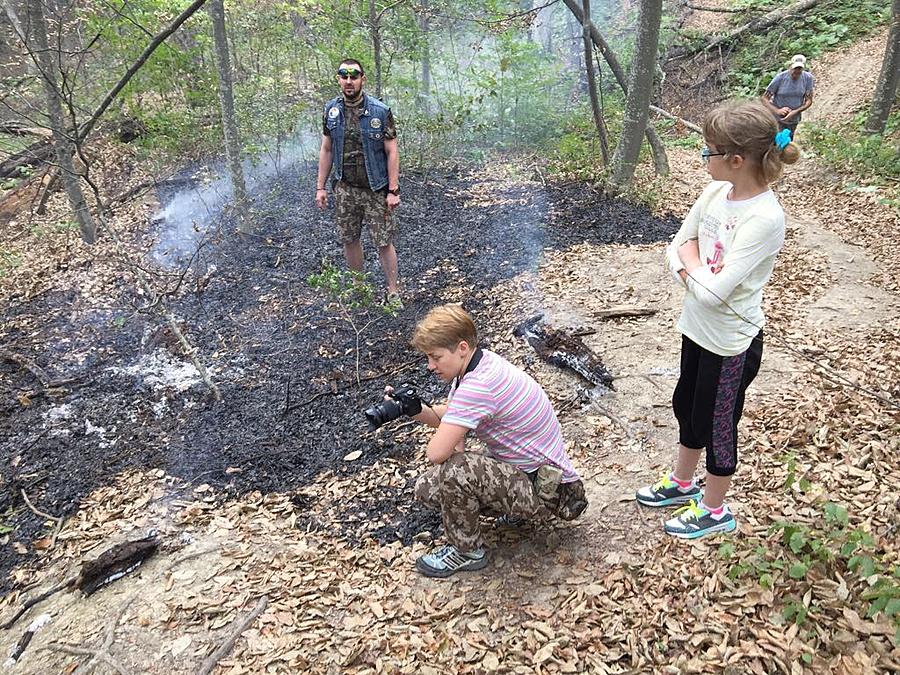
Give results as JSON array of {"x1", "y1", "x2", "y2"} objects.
[
  {"x1": 333, "y1": 181, "x2": 398, "y2": 247},
  {"x1": 414, "y1": 452, "x2": 548, "y2": 552}
]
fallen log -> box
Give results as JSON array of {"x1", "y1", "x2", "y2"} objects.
[
  {"x1": 76, "y1": 535, "x2": 160, "y2": 596},
  {"x1": 514, "y1": 314, "x2": 615, "y2": 390},
  {"x1": 649, "y1": 105, "x2": 702, "y2": 135},
  {"x1": 0, "y1": 121, "x2": 52, "y2": 137},
  {"x1": 593, "y1": 306, "x2": 657, "y2": 320},
  {"x1": 0, "y1": 138, "x2": 52, "y2": 179},
  {"x1": 668, "y1": 0, "x2": 820, "y2": 60}
]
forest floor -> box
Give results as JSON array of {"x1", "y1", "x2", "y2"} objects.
[{"x1": 0, "y1": 28, "x2": 898, "y2": 675}]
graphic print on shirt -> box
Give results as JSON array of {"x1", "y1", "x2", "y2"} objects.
[{"x1": 700, "y1": 211, "x2": 738, "y2": 274}]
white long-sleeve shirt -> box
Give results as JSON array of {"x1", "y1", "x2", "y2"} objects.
[{"x1": 666, "y1": 181, "x2": 785, "y2": 356}]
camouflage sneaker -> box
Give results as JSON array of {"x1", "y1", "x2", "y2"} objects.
[
  {"x1": 664, "y1": 500, "x2": 737, "y2": 539},
  {"x1": 415, "y1": 545, "x2": 487, "y2": 578},
  {"x1": 636, "y1": 473, "x2": 701, "y2": 507}
]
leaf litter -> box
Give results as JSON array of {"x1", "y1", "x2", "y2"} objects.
[{"x1": 0, "y1": 141, "x2": 898, "y2": 673}]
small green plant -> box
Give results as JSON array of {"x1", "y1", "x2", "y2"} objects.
[
  {"x1": 0, "y1": 247, "x2": 22, "y2": 277},
  {"x1": 308, "y1": 260, "x2": 396, "y2": 384}
]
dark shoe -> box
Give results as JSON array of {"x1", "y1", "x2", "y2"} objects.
[{"x1": 494, "y1": 514, "x2": 526, "y2": 529}]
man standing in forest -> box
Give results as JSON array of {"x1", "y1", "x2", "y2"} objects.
[
  {"x1": 315, "y1": 58, "x2": 402, "y2": 307},
  {"x1": 762, "y1": 54, "x2": 815, "y2": 140}
]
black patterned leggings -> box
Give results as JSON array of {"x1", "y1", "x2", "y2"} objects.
[{"x1": 672, "y1": 332, "x2": 763, "y2": 477}]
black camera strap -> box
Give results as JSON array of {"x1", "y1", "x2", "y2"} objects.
[{"x1": 453, "y1": 347, "x2": 483, "y2": 390}]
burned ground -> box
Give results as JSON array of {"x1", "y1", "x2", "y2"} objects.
[{"x1": 0, "y1": 163, "x2": 677, "y2": 590}]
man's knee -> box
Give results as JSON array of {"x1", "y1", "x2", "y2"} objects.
[
  {"x1": 414, "y1": 469, "x2": 441, "y2": 505},
  {"x1": 436, "y1": 452, "x2": 473, "y2": 485}
]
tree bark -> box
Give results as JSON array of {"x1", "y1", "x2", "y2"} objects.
[
  {"x1": 419, "y1": 0, "x2": 431, "y2": 113},
  {"x1": 370, "y1": 0, "x2": 382, "y2": 98},
  {"x1": 208, "y1": 0, "x2": 251, "y2": 232},
  {"x1": 562, "y1": 0, "x2": 668, "y2": 175},
  {"x1": 608, "y1": 0, "x2": 663, "y2": 192},
  {"x1": 25, "y1": 0, "x2": 96, "y2": 244},
  {"x1": 865, "y1": 0, "x2": 900, "y2": 135},
  {"x1": 582, "y1": 0, "x2": 609, "y2": 164}
]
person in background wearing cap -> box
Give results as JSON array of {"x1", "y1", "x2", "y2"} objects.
[{"x1": 762, "y1": 54, "x2": 815, "y2": 140}]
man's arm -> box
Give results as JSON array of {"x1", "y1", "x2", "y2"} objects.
[
  {"x1": 412, "y1": 404, "x2": 447, "y2": 428},
  {"x1": 384, "y1": 136, "x2": 400, "y2": 210},
  {"x1": 425, "y1": 421, "x2": 468, "y2": 464},
  {"x1": 315, "y1": 134, "x2": 332, "y2": 209},
  {"x1": 784, "y1": 90, "x2": 814, "y2": 121}
]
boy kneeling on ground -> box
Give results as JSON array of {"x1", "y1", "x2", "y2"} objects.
[{"x1": 406, "y1": 304, "x2": 587, "y2": 578}]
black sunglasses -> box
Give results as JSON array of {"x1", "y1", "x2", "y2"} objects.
[{"x1": 337, "y1": 68, "x2": 361, "y2": 80}]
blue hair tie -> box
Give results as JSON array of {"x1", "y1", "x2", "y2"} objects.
[{"x1": 774, "y1": 129, "x2": 792, "y2": 150}]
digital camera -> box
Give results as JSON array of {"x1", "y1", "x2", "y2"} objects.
[{"x1": 364, "y1": 383, "x2": 422, "y2": 430}]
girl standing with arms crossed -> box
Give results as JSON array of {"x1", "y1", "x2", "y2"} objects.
[{"x1": 636, "y1": 99, "x2": 800, "y2": 538}]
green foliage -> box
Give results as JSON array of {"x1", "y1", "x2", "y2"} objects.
[
  {"x1": 308, "y1": 259, "x2": 380, "y2": 312},
  {"x1": 727, "y1": 0, "x2": 890, "y2": 97},
  {"x1": 805, "y1": 110, "x2": 900, "y2": 208},
  {"x1": 0, "y1": 247, "x2": 22, "y2": 278},
  {"x1": 546, "y1": 99, "x2": 625, "y2": 184}
]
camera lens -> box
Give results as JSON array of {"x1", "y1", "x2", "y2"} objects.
[{"x1": 364, "y1": 398, "x2": 403, "y2": 430}]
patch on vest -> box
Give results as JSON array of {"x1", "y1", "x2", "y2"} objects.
[
  {"x1": 370, "y1": 118, "x2": 382, "y2": 129},
  {"x1": 328, "y1": 107, "x2": 339, "y2": 119}
]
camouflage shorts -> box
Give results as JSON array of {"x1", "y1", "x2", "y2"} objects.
[
  {"x1": 414, "y1": 452, "x2": 550, "y2": 551},
  {"x1": 333, "y1": 181, "x2": 398, "y2": 247}
]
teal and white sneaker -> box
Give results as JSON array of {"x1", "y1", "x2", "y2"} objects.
[
  {"x1": 415, "y1": 545, "x2": 488, "y2": 578},
  {"x1": 664, "y1": 501, "x2": 737, "y2": 539},
  {"x1": 636, "y1": 473, "x2": 701, "y2": 507}
]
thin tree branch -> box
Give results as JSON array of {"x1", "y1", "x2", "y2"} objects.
[{"x1": 196, "y1": 596, "x2": 268, "y2": 675}]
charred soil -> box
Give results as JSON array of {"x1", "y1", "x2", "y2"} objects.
[{"x1": 0, "y1": 163, "x2": 677, "y2": 590}]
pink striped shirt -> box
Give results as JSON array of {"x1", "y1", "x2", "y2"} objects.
[{"x1": 443, "y1": 350, "x2": 579, "y2": 482}]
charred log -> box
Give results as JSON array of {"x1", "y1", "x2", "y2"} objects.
[
  {"x1": 76, "y1": 535, "x2": 160, "y2": 596},
  {"x1": 514, "y1": 314, "x2": 615, "y2": 390}
]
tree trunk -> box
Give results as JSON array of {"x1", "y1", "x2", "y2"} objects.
[
  {"x1": 419, "y1": 0, "x2": 431, "y2": 113},
  {"x1": 563, "y1": 0, "x2": 668, "y2": 177},
  {"x1": 25, "y1": 0, "x2": 96, "y2": 244},
  {"x1": 208, "y1": 0, "x2": 251, "y2": 232},
  {"x1": 370, "y1": 0, "x2": 382, "y2": 98},
  {"x1": 608, "y1": 0, "x2": 663, "y2": 192},
  {"x1": 534, "y1": 0, "x2": 555, "y2": 53},
  {"x1": 865, "y1": 0, "x2": 900, "y2": 135},
  {"x1": 582, "y1": 0, "x2": 609, "y2": 164},
  {"x1": 3, "y1": 0, "x2": 36, "y2": 78}
]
